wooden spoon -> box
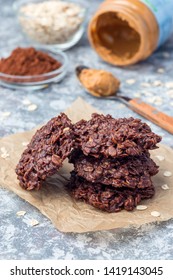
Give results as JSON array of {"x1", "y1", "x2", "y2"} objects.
[{"x1": 76, "y1": 65, "x2": 173, "y2": 134}]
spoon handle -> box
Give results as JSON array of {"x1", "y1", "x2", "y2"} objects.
[{"x1": 128, "y1": 98, "x2": 173, "y2": 134}]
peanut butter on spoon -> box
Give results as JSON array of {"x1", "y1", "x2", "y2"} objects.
[{"x1": 76, "y1": 66, "x2": 120, "y2": 97}]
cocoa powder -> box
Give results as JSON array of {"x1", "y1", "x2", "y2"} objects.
[{"x1": 0, "y1": 47, "x2": 62, "y2": 76}]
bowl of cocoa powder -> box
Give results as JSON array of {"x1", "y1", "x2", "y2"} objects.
[{"x1": 0, "y1": 46, "x2": 68, "y2": 90}]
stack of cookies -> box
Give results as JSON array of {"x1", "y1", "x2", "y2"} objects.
[
  {"x1": 68, "y1": 113, "x2": 161, "y2": 212},
  {"x1": 16, "y1": 112, "x2": 161, "y2": 213}
]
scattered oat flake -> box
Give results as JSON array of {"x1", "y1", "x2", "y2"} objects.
[
  {"x1": 0, "y1": 147, "x2": 9, "y2": 159},
  {"x1": 63, "y1": 127, "x2": 70, "y2": 132},
  {"x1": 167, "y1": 90, "x2": 173, "y2": 97},
  {"x1": 1, "y1": 147, "x2": 7, "y2": 153},
  {"x1": 22, "y1": 141, "x2": 29, "y2": 146},
  {"x1": 153, "y1": 80, "x2": 162, "y2": 86},
  {"x1": 155, "y1": 96, "x2": 162, "y2": 101},
  {"x1": 126, "y1": 79, "x2": 136, "y2": 85},
  {"x1": 155, "y1": 155, "x2": 165, "y2": 161},
  {"x1": 146, "y1": 122, "x2": 151, "y2": 127},
  {"x1": 1, "y1": 154, "x2": 9, "y2": 159},
  {"x1": 151, "y1": 211, "x2": 161, "y2": 217},
  {"x1": 141, "y1": 82, "x2": 150, "y2": 87},
  {"x1": 136, "y1": 205, "x2": 148, "y2": 211},
  {"x1": 142, "y1": 91, "x2": 153, "y2": 97},
  {"x1": 22, "y1": 99, "x2": 32, "y2": 105},
  {"x1": 118, "y1": 104, "x2": 126, "y2": 108},
  {"x1": 30, "y1": 219, "x2": 39, "y2": 226},
  {"x1": 27, "y1": 104, "x2": 38, "y2": 111},
  {"x1": 162, "y1": 52, "x2": 170, "y2": 58},
  {"x1": 16, "y1": 211, "x2": 26, "y2": 216},
  {"x1": 161, "y1": 184, "x2": 169, "y2": 190},
  {"x1": 163, "y1": 171, "x2": 172, "y2": 177},
  {"x1": 157, "y1": 68, "x2": 165, "y2": 73},
  {"x1": 165, "y1": 82, "x2": 173, "y2": 89},
  {"x1": 134, "y1": 92, "x2": 141, "y2": 98},
  {"x1": 1, "y1": 111, "x2": 11, "y2": 117},
  {"x1": 147, "y1": 97, "x2": 156, "y2": 103},
  {"x1": 154, "y1": 100, "x2": 163, "y2": 106},
  {"x1": 147, "y1": 96, "x2": 162, "y2": 104}
]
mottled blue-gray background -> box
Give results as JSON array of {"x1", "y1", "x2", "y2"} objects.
[{"x1": 0, "y1": 0, "x2": 173, "y2": 260}]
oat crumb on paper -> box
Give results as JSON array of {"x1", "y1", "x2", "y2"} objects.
[
  {"x1": 151, "y1": 211, "x2": 161, "y2": 217},
  {"x1": 22, "y1": 141, "x2": 30, "y2": 147},
  {"x1": 163, "y1": 171, "x2": 172, "y2": 177},
  {"x1": 0, "y1": 147, "x2": 9, "y2": 159},
  {"x1": 155, "y1": 155, "x2": 165, "y2": 161},
  {"x1": 161, "y1": 184, "x2": 169, "y2": 190},
  {"x1": 136, "y1": 205, "x2": 148, "y2": 211}
]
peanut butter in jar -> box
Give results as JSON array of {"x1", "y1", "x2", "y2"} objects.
[{"x1": 88, "y1": 0, "x2": 173, "y2": 66}]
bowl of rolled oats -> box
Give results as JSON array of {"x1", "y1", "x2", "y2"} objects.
[{"x1": 14, "y1": 0, "x2": 88, "y2": 51}]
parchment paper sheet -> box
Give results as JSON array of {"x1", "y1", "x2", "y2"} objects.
[{"x1": 0, "y1": 97, "x2": 173, "y2": 233}]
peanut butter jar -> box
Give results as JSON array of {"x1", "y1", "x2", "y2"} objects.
[{"x1": 88, "y1": 0, "x2": 173, "y2": 66}]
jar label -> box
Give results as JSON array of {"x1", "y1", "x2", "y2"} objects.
[{"x1": 140, "y1": 0, "x2": 173, "y2": 47}]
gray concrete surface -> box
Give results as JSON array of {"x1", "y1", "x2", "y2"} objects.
[{"x1": 0, "y1": 0, "x2": 173, "y2": 259}]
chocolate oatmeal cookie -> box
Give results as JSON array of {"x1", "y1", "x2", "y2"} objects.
[
  {"x1": 73, "y1": 113, "x2": 161, "y2": 158},
  {"x1": 16, "y1": 113, "x2": 73, "y2": 190},
  {"x1": 68, "y1": 172, "x2": 155, "y2": 212},
  {"x1": 69, "y1": 150, "x2": 158, "y2": 188}
]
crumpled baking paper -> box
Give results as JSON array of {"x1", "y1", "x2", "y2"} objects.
[{"x1": 0, "y1": 97, "x2": 173, "y2": 233}]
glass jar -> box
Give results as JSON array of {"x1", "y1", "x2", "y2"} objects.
[{"x1": 88, "y1": 0, "x2": 173, "y2": 66}]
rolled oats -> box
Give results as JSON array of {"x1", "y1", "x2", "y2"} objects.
[
  {"x1": 1, "y1": 147, "x2": 9, "y2": 159},
  {"x1": 19, "y1": 0, "x2": 84, "y2": 45},
  {"x1": 157, "y1": 68, "x2": 165, "y2": 74},
  {"x1": 136, "y1": 205, "x2": 148, "y2": 210},
  {"x1": 163, "y1": 171, "x2": 172, "y2": 177},
  {"x1": 161, "y1": 184, "x2": 169, "y2": 190},
  {"x1": 165, "y1": 82, "x2": 173, "y2": 89},
  {"x1": 151, "y1": 211, "x2": 161, "y2": 217},
  {"x1": 27, "y1": 104, "x2": 38, "y2": 111},
  {"x1": 126, "y1": 79, "x2": 136, "y2": 85},
  {"x1": 30, "y1": 219, "x2": 39, "y2": 226},
  {"x1": 16, "y1": 211, "x2": 26, "y2": 216},
  {"x1": 155, "y1": 155, "x2": 165, "y2": 161},
  {"x1": 22, "y1": 99, "x2": 32, "y2": 105},
  {"x1": 1, "y1": 111, "x2": 11, "y2": 117}
]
